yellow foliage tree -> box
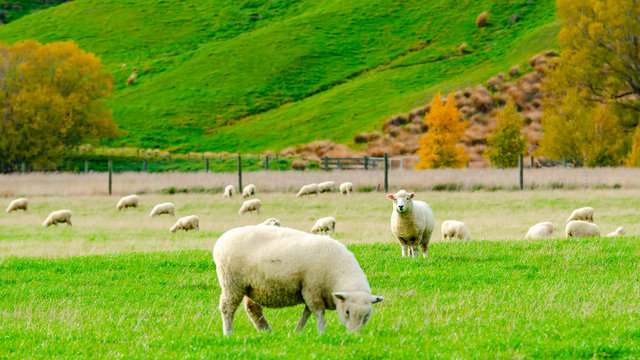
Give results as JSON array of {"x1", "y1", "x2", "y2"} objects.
[
  {"x1": 485, "y1": 99, "x2": 526, "y2": 168},
  {"x1": 0, "y1": 40, "x2": 116, "y2": 171},
  {"x1": 416, "y1": 92, "x2": 469, "y2": 169},
  {"x1": 625, "y1": 126, "x2": 640, "y2": 167}
]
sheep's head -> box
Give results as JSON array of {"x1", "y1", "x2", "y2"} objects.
[
  {"x1": 332, "y1": 291, "x2": 383, "y2": 334},
  {"x1": 387, "y1": 190, "x2": 415, "y2": 213}
]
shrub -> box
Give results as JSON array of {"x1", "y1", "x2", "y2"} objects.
[
  {"x1": 459, "y1": 43, "x2": 467, "y2": 54},
  {"x1": 291, "y1": 159, "x2": 307, "y2": 170},
  {"x1": 485, "y1": 99, "x2": 526, "y2": 168},
  {"x1": 476, "y1": 12, "x2": 488, "y2": 27}
]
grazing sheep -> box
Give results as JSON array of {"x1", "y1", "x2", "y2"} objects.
[
  {"x1": 239, "y1": 199, "x2": 261, "y2": 215},
  {"x1": 116, "y1": 194, "x2": 140, "y2": 211},
  {"x1": 213, "y1": 225, "x2": 384, "y2": 335},
  {"x1": 339, "y1": 182, "x2": 354, "y2": 195},
  {"x1": 170, "y1": 215, "x2": 199, "y2": 233},
  {"x1": 242, "y1": 184, "x2": 257, "y2": 199},
  {"x1": 223, "y1": 185, "x2": 235, "y2": 199},
  {"x1": 441, "y1": 220, "x2": 472, "y2": 241},
  {"x1": 43, "y1": 210, "x2": 72, "y2": 227},
  {"x1": 149, "y1": 202, "x2": 175, "y2": 217},
  {"x1": 524, "y1": 222, "x2": 554, "y2": 239},
  {"x1": 6, "y1": 198, "x2": 28, "y2": 213},
  {"x1": 565, "y1": 220, "x2": 601, "y2": 238},
  {"x1": 567, "y1": 207, "x2": 594, "y2": 223},
  {"x1": 605, "y1": 226, "x2": 625, "y2": 237},
  {"x1": 311, "y1": 217, "x2": 336, "y2": 236},
  {"x1": 261, "y1": 218, "x2": 281, "y2": 226},
  {"x1": 318, "y1": 181, "x2": 336, "y2": 193},
  {"x1": 387, "y1": 190, "x2": 435, "y2": 258},
  {"x1": 296, "y1": 183, "x2": 319, "y2": 197}
]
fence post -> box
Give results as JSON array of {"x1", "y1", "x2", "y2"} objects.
[
  {"x1": 237, "y1": 155, "x2": 243, "y2": 193},
  {"x1": 384, "y1": 153, "x2": 389, "y2": 193},
  {"x1": 563, "y1": 156, "x2": 567, "y2": 168},
  {"x1": 84, "y1": 160, "x2": 89, "y2": 173},
  {"x1": 530, "y1": 156, "x2": 534, "y2": 168},
  {"x1": 265, "y1": 156, "x2": 269, "y2": 171},
  {"x1": 143, "y1": 159, "x2": 147, "y2": 172},
  {"x1": 583, "y1": 153, "x2": 588, "y2": 189},
  {"x1": 323, "y1": 156, "x2": 329, "y2": 171},
  {"x1": 364, "y1": 156, "x2": 368, "y2": 170},
  {"x1": 108, "y1": 159, "x2": 112, "y2": 195},
  {"x1": 206, "y1": 158, "x2": 209, "y2": 173},
  {"x1": 337, "y1": 159, "x2": 341, "y2": 170},
  {"x1": 519, "y1": 154, "x2": 523, "y2": 190},
  {"x1": 21, "y1": 162, "x2": 25, "y2": 174}
]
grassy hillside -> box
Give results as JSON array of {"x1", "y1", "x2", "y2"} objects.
[{"x1": 0, "y1": 0, "x2": 559, "y2": 153}]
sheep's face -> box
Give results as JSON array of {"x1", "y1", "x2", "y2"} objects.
[
  {"x1": 332, "y1": 292, "x2": 383, "y2": 334},
  {"x1": 387, "y1": 191, "x2": 415, "y2": 213}
]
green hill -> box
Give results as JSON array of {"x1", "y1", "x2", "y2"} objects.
[{"x1": 0, "y1": 0, "x2": 559, "y2": 154}]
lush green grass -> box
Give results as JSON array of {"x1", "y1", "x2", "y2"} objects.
[
  {"x1": 1, "y1": 238, "x2": 639, "y2": 358},
  {"x1": 0, "y1": 0, "x2": 559, "y2": 153}
]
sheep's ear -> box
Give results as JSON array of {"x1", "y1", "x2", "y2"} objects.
[
  {"x1": 410, "y1": 192, "x2": 415, "y2": 199},
  {"x1": 370, "y1": 295, "x2": 384, "y2": 304},
  {"x1": 386, "y1": 194, "x2": 395, "y2": 200},
  {"x1": 332, "y1": 292, "x2": 348, "y2": 302}
]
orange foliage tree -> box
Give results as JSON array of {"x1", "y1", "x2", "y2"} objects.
[
  {"x1": 0, "y1": 40, "x2": 116, "y2": 171},
  {"x1": 416, "y1": 92, "x2": 469, "y2": 169}
]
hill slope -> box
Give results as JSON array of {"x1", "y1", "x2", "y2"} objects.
[{"x1": 0, "y1": 0, "x2": 559, "y2": 153}]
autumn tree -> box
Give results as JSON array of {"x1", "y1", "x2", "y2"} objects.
[
  {"x1": 0, "y1": 40, "x2": 116, "y2": 171},
  {"x1": 485, "y1": 99, "x2": 526, "y2": 168},
  {"x1": 416, "y1": 92, "x2": 469, "y2": 169}
]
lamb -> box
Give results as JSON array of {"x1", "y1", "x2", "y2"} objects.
[
  {"x1": 241, "y1": 184, "x2": 257, "y2": 199},
  {"x1": 170, "y1": 215, "x2": 199, "y2": 233},
  {"x1": 261, "y1": 218, "x2": 281, "y2": 226},
  {"x1": 223, "y1": 185, "x2": 235, "y2": 199},
  {"x1": 116, "y1": 194, "x2": 140, "y2": 211},
  {"x1": 213, "y1": 225, "x2": 383, "y2": 335},
  {"x1": 6, "y1": 198, "x2": 28, "y2": 213},
  {"x1": 296, "y1": 183, "x2": 319, "y2": 197},
  {"x1": 387, "y1": 190, "x2": 435, "y2": 258},
  {"x1": 43, "y1": 210, "x2": 72, "y2": 227},
  {"x1": 565, "y1": 220, "x2": 601, "y2": 238},
  {"x1": 149, "y1": 202, "x2": 175, "y2": 217},
  {"x1": 311, "y1": 217, "x2": 336, "y2": 236},
  {"x1": 339, "y1": 182, "x2": 354, "y2": 195},
  {"x1": 441, "y1": 220, "x2": 472, "y2": 241},
  {"x1": 605, "y1": 226, "x2": 625, "y2": 237},
  {"x1": 318, "y1": 181, "x2": 336, "y2": 193},
  {"x1": 567, "y1": 207, "x2": 594, "y2": 223},
  {"x1": 239, "y1": 199, "x2": 261, "y2": 215},
  {"x1": 524, "y1": 222, "x2": 554, "y2": 239}
]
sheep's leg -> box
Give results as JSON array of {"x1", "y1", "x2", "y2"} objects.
[
  {"x1": 294, "y1": 306, "x2": 312, "y2": 333},
  {"x1": 411, "y1": 245, "x2": 420, "y2": 258},
  {"x1": 219, "y1": 291, "x2": 243, "y2": 336},
  {"x1": 67, "y1": 220, "x2": 72, "y2": 227},
  {"x1": 243, "y1": 296, "x2": 272, "y2": 332},
  {"x1": 401, "y1": 245, "x2": 409, "y2": 257},
  {"x1": 420, "y1": 241, "x2": 429, "y2": 259},
  {"x1": 314, "y1": 309, "x2": 326, "y2": 334}
]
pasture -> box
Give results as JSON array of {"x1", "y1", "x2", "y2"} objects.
[{"x1": 1, "y1": 188, "x2": 640, "y2": 357}]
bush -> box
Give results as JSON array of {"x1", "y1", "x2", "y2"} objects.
[
  {"x1": 291, "y1": 159, "x2": 307, "y2": 170},
  {"x1": 476, "y1": 12, "x2": 488, "y2": 27}
]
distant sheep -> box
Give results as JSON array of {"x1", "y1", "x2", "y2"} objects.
[
  {"x1": 565, "y1": 220, "x2": 600, "y2": 238},
  {"x1": 223, "y1": 185, "x2": 235, "y2": 199},
  {"x1": 441, "y1": 220, "x2": 472, "y2": 241},
  {"x1": 242, "y1": 184, "x2": 257, "y2": 199},
  {"x1": 605, "y1": 226, "x2": 625, "y2": 237},
  {"x1": 296, "y1": 183, "x2": 319, "y2": 197},
  {"x1": 388, "y1": 190, "x2": 435, "y2": 258},
  {"x1": 149, "y1": 202, "x2": 175, "y2": 217},
  {"x1": 318, "y1": 181, "x2": 336, "y2": 193},
  {"x1": 567, "y1": 207, "x2": 594, "y2": 223},
  {"x1": 311, "y1": 217, "x2": 336, "y2": 236},
  {"x1": 126, "y1": 73, "x2": 136, "y2": 86},
  {"x1": 239, "y1": 199, "x2": 261, "y2": 215},
  {"x1": 116, "y1": 195, "x2": 140, "y2": 211},
  {"x1": 524, "y1": 222, "x2": 554, "y2": 239},
  {"x1": 339, "y1": 182, "x2": 353, "y2": 195},
  {"x1": 6, "y1": 198, "x2": 28, "y2": 213},
  {"x1": 170, "y1": 215, "x2": 199, "y2": 233},
  {"x1": 43, "y1": 210, "x2": 72, "y2": 227},
  {"x1": 261, "y1": 218, "x2": 281, "y2": 226},
  {"x1": 476, "y1": 11, "x2": 488, "y2": 27}
]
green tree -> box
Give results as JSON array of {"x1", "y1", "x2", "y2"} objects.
[
  {"x1": 485, "y1": 100, "x2": 526, "y2": 168},
  {"x1": 0, "y1": 40, "x2": 116, "y2": 171}
]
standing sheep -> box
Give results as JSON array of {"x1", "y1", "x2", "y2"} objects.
[
  {"x1": 149, "y1": 202, "x2": 175, "y2": 217},
  {"x1": 261, "y1": 218, "x2": 281, "y2": 226},
  {"x1": 170, "y1": 215, "x2": 199, "y2": 233},
  {"x1": 387, "y1": 190, "x2": 435, "y2": 258},
  {"x1": 6, "y1": 198, "x2": 28, "y2": 213},
  {"x1": 565, "y1": 220, "x2": 601, "y2": 238},
  {"x1": 605, "y1": 226, "x2": 625, "y2": 237},
  {"x1": 318, "y1": 181, "x2": 336, "y2": 193},
  {"x1": 116, "y1": 195, "x2": 140, "y2": 211},
  {"x1": 213, "y1": 225, "x2": 383, "y2": 335},
  {"x1": 339, "y1": 182, "x2": 354, "y2": 195},
  {"x1": 296, "y1": 183, "x2": 319, "y2": 197},
  {"x1": 223, "y1": 185, "x2": 235, "y2": 199},
  {"x1": 524, "y1": 222, "x2": 554, "y2": 239},
  {"x1": 311, "y1": 217, "x2": 336, "y2": 236},
  {"x1": 567, "y1": 207, "x2": 594, "y2": 223},
  {"x1": 441, "y1": 220, "x2": 472, "y2": 241},
  {"x1": 239, "y1": 199, "x2": 261, "y2": 215},
  {"x1": 43, "y1": 210, "x2": 72, "y2": 227},
  {"x1": 242, "y1": 184, "x2": 257, "y2": 199}
]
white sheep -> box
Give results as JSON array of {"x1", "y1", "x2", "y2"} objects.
[
  {"x1": 116, "y1": 194, "x2": 140, "y2": 211},
  {"x1": 565, "y1": 220, "x2": 601, "y2": 238},
  {"x1": 524, "y1": 222, "x2": 554, "y2": 239},
  {"x1": 239, "y1": 199, "x2": 261, "y2": 215},
  {"x1": 223, "y1": 185, "x2": 235, "y2": 199},
  {"x1": 339, "y1": 182, "x2": 354, "y2": 195},
  {"x1": 149, "y1": 202, "x2": 175, "y2": 217},
  {"x1": 441, "y1": 220, "x2": 472, "y2": 241},
  {"x1": 387, "y1": 190, "x2": 435, "y2": 258},
  {"x1": 318, "y1": 181, "x2": 336, "y2": 193},
  {"x1": 213, "y1": 225, "x2": 383, "y2": 335},
  {"x1": 567, "y1": 207, "x2": 594, "y2": 223},
  {"x1": 260, "y1": 218, "x2": 281, "y2": 226},
  {"x1": 170, "y1": 215, "x2": 199, "y2": 233},
  {"x1": 6, "y1": 198, "x2": 28, "y2": 213},
  {"x1": 43, "y1": 210, "x2": 72, "y2": 227},
  {"x1": 296, "y1": 183, "x2": 319, "y2": 197},
  {"x1": 605, "y1": 226, "x2": 625, "y2": 237},
  {"x1": 242, "y1": 184, "x2": 257, "y2": 199},
  {"x1": 311, "y1": 217, "x2": 336, "y2": 236}
]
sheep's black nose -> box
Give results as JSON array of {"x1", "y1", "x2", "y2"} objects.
[{"x1": 398, "y1": 205, "x2": 404, "y2": 210}]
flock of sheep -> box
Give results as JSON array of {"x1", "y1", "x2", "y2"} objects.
[{"x1": 3, "y1": 183, "x2": 628, "y2": 335}]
